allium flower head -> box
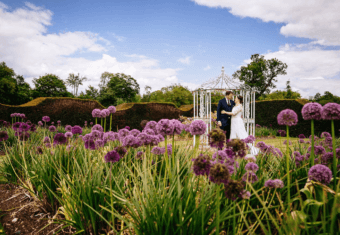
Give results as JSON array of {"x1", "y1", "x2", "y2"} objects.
[
  {"x1": 92, "y1": 109, "x2": 101, "y2": 118},
  {"x1": 145, "y1": 121, "x2": 158, "y2": 134},
  {"x1": 0, "y1": 131, "x2": 9, "y2": 142},
  {"x1": 209, "y1": 163, "x2": 230, "y2": 184},
  {"x1": 321, "y1": 103, "x2": 340, "y2": 120},
  {"x1": 130, "y1": 129, "x2": 141, "y2": 137},
  {"x1": 299, "y1": 139, "x2": 305, "y2": 144},
  {"x1": 38, "y1": 121, "x2": 43, "y2": 126},
  {"x1": 244, "y1": 154, "x2": 256, "y2": 162},
  {"x1": 166, "y1": 144, "x2": 172, "y2": 155},
  {"x1": 122, "y1": 135, "x2": 138, "y2": 147},
  {"x1": 307, "y1": 145, "x2": 326, "y2": 156},
  {"x1": 95, "y1": 139, "x2": 105, "y2": 149},
  {"x1": 43, "y1": 136, "x2": 50, "y2": 143},
  {"x1": 100, "y1": 109, "x2": 107, "y2": 118},
  {"x1": 36, "y1": 146, "x2": 43, "y2": 155},
  {"x1": 283, "y1": 140, "x2": 292, "y2": 145},
  {"x1": 151, "y1": 146, "x2": 165, "y2": 155},
  {"x1": 12, "y1": 122, "x2": 22, "y2": 131},
  {"x1": 143, "y1": 128, "x2": 155, "y2": 135},
  {"x1": 118, "y1": 128, "x2": 130, "y2": 140},
  {"x1": 192, "y1": 154, "x2": 211, "y2": 176},
  {"x1": 18, "y1": 132, "x2": 30, "y2": 141},
  {"x1": 149, "y1": 135, "x2": 160, "y2": 146},
  {"x1": 320, "y1": 132, "x2": 331, "y2": 138},
  {"x1": 277, "y1": 109, "x2": 298, "y2": 126},
  {"x1": 301, "y1": 102, "x2": 323, "y2": 120},
  {"x1": 65, "y1": 131, "x2": 73, "y2": 138},
  {"x1": 278, "y1": 130, "x2": 286, "y2": 137},
  {"x1": 245, "y1": 162, "x2": 259, "y2": 172},
  {"x1": 224, "y1": 180, "x2": 245, "y2": 201},
  {"x1": 136, "y1": 151, "x2": 143, "y2": 160},
  {"x1": 92, "y1": 124, "x2": 104, "y2": 132},
  {"x1": 54, "y1": 133, "x2": 67, "y2": 145},
  {"x1": 71, "y1": 125, "x2": 83, "y2": 135},
  {"x1": 42, "y1": 116, "x2": 50, "y2": 122},
  {"x1": 208, "y1": 128, "x2": 225, "y2": 149},
  {"x1": 298, "y1": 134, "x2": 306, "y2": 139},
  {"x1": 124, "y1": 126, "x2": 130, "y2": 130},
  {"x1": 107, "y1": 106, "x2": 116, "y2": 114},
  {"x1": 227, "y1": 139, "x2": 247, "y2": 158},
  {"x1": 171, "y1": 119, "x2": 184, "y2": 135},
  {"x1": 308, "y1": 164, "x2": 332, "y2": 185},
  {"x1": 264, "y1": 179, "x2": 284, "y2": 189},
  {"x1": 243, "y1": 135, "x2": 256, "y2": 144},
  {"x1": 29, "y1": 124, "x2": 37, "y2": 132},
  {"x1": 325, "y1": 136, "x2": 333, "y2": 145},
  {"x1": 212, "y1": 150, "x2": 228, "y2": 161},
  {"x1": 255, "y1": 124, "x2": 261, "y2": 128},
  {"x1": 18, "y1": 122, "x2": 30, "y2": 132},
  {"x1": 157, "y1": 119, "x2": 175, "y2": 136},
  {"x1": 49, "y1": 125, "x2": 57, "y2": 132},
  {"x1": 114, "y1": 146, "x2": 127, "y2": 158},
  {"x1": 64, "y1": 125, "x2": 72, "y2": 132},
  {"x1": 189, "y1": 120, "x2": 207, "y2": 136},
  {"x1": 104, "y1": 150, "x2": 120, "y2": 163},
  {"x1": 85, "y1": 139, "x2": 96, "y2": 150},
  {"x1": 91, "y1": 130, "x2": 102, "y2": 140}
]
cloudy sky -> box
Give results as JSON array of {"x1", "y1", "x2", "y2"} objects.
[{"x1": 1, "y1": 0, "x2": 340, "y2": 99}]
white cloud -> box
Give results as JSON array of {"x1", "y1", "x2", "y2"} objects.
[
  {"x1": 204, "y1": 65, "x2": 211, "y2": 71},
  {"x1": 109, "y1": 33, "x2": 126, "y2": 42},
  {"x1": 177, "y1": 56, "x2": 191, "y2": 65},
  {"x1": 191, "y1": 0, "x2": 340, "y2": 46},
  {"x1": 0, "y1": 2, "x2": 185, "y2": 96}
]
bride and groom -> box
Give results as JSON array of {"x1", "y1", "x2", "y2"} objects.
[{"x1": 217, "y1": 90, "x2": 259, "y2": 155}]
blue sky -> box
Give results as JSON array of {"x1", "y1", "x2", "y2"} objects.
[{"x1": 1, "y1": 0, "x2": 340, "y2": 99}]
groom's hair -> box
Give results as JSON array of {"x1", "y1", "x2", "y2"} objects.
[{"x1": 225, "y1": 91, "x2": 233, "y2": 96}]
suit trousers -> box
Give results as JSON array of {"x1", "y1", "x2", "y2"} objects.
[{"x1": 219, "y1": 124, "x2": 231, "y2": 142}]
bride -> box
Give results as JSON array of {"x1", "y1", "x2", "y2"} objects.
[{"x1": 221, "y1": 95, "x2": 260, "y2": 156}]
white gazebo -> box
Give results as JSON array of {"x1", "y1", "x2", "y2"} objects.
[{"x1": 192, "y1": 66, "x2": 256, "y2": 148}]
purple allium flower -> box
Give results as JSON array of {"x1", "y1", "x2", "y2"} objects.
[
  {"x1": 224, "y1": 180, "x2": 245, "y2": 201},
  {"x1": 51, "y1": 122, "x2": 54, "y2": 125},
  {"x1": 92, "y1": 109, "x2": 101, "y2": 118},
  {"x1": 0, "y1": 131, "x2": 9, "y2": 142},
  {"x1": 256, "y1": 141, "x2": 267, "y2": 149},
  {"x1": 189, "y1": 120, "x2": 207, "y2": 136},
  {"x1": 107, "y1": 106, "x2": 116, "y2": 114},
  {"x1": 12, "y1": 122, "x2": 22, "y2": 131},
  {"x1": 244, "y1": 154, "x2": 256, "y2": 162},
  {"x1": 118, "y1": 128, "x2": 130, "y2": 140},
  {"x1": 166, "y1": 144, "x2": 172, "y2": 155},
  {"x1": 157, "y1": 134, "x2": 165, "y2": 142},
  {"x1": 320, "y1": 132, "x2": 331, "y2": 138},
  {"x1": 149, "y1": 135, "x2": 160, "y2": 146},
  {"x1": 45, "y1": 143, "x2": 51, "y2": 148},
  {"x1": 82, "y1": 133, "x2": 94, "y2": 142},
  {"x1": 19, "y1": 123, "x2": 30, "y2": 132},
  {"x1": 171, "y1": 119, "x2": 184, "y2": 135},
  {"x1": 283, "y1": 140, "x2": 292, "y2": 145},
  {"x1": 143, "y1": 128, "x2": 155, "y2": 135},
  {"x1": 151, "y1": 146, "x2": 165, "y2": 155},
  {"x1": 145, "y1": 121, "x2": 158, "y2": 134},
  {"x1": 208, "y1": 128, "x2": 225, "y2": 149},
  {"x1": 114, "y1": 146, "x2": 127, "y2": 158},
  {"x1": 124, "y1": 126, "x2": 130, "y2": 130},
  {"x1": 307, "y1": 145, "x2": 326, "y2": 156},
  {"x1": 36, "y1": 146, "x2": 43, "y2": 155},
  {"x1": 242, "y1": 172, "x2": 258, "y2": 184},
  {"x1": 212, "y1": 150, "x2": 228, "y2": 161},
  {"x1": 130, "y1": 129, "x2": 141, "y2": 137},
  {"x1": 192, "y1": 154, "x2": 211, "y2": 176},
  {"x1": 42, "y1": 116, "x2": 50, "y2": 122},
  {"x1": 277, "y1": 109, "x2": 298, "y2": 126},
  {"x1": 104, "y1": 150, "x2": 120, "y2": 163},
  {"x1": 136, "y1": 151, "x2": 143, "y2": 160},
  {"x1": 65, "y1": 132, "x2": 73, "y2": 138},
  {"x1": 85, "y1": 139, "x2": 96, "y2": 150},
  {"x1": 209, "y1": 162, "x2": 230, "y2": 184},
  {"x1": 122, "y1": 135, "x2": 137, "y2": 147},
  {"x1": 321, "y1": 152, "x2": 334, "y2": 165},
  {"x1": 245, "y1": 162, "x2": 259, "y2": 172},
  {"x1": 278, "y1": 130, "x2": 286, "y2": 137},
  {"x1": 38, "y1": 121, "x2": 43, "y2": 126},
  {"x1": 136, "y1": 132, "x2": 148, "y2": 145},
  {"x1": 308, "y1": 164, "x2": 332, "y2": 185},
  {"x1": 157, "y1": 119, "x2": 175, "y2": 136},
  {"x1": 321, "y1": 103, "x2": 340, "y2": 120},
  {"x1": 243, "y1": 135, "x2": 256, "y2": 144},
  {"x1": 184, "y1": 124, "x2": 191, "y2": 133},
  {"x1": 301, "y1": 102, "x2": 323, "y2": 120},
  {"x1": 49, "y1": 125, "x2": 57, "y2": 132},
  {"x1": 298, "y1": 134, "x2": 306, "y2": 139},
  {"x1": 299, "y1": 139, "x2": 305, "y2": 143},
  {"x1": 71, "y1": 125, "x2": 83, "y2": 135},
  {"x1": 92, "y1": 124, "x2": 104, "y2": 132},
  {"x1": 325, "y1": 136, "x2": 333, "y2": 145},
  {"x1": 95, "y1": 139, "x2": 105, "y2": 149},
  {"x1": 103, "y1": 132, "x2": 116, "y2": 142},
  {"x1": 91, "y1": 130, "x2": 103, "y2": 140},
  {"x1": 65, "y1": 125, "x2": 72, "y2": 132},
  {"x1": 57, "y1": 120, "x2": 61, "y2": 124},
  {"x1": 43, "y1": 136, "x2": 50, "y2": 143},
  {"x1": 90, "y1": 122, "x2": 93, "y2": 126},
  {"x1": 29, "y1": 124, "x2": 37, "y2": 132},
  {"x1": 264, "y1": 179, "x2": 284, "y2": 189},
  {"x1": 255, "y1": 124, "x2": 261, "y2": 128},
  {"x1": 240, "y1": 190, "x2": 251, "y2": 200},
  {"x1": 54, "y1": 133, "x2": 67, "y2": 145}
]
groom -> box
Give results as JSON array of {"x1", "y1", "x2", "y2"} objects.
[{"x1": 217, "y1": 90, "x2": 235, "y2": 143}]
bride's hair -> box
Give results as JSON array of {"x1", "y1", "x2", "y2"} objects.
[{"x1": 237, "y1": 96, "x2": 243, "y2": 104}]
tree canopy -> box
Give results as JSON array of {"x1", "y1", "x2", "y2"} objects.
[
  {"x1": 232, "y1": 54, "x2": 288, "y2": 99},
  {"x1": 32, "y1": 74, "x2": 72, "y2": 98}
]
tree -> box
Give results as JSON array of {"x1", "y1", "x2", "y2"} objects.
[
  {"x1": 258, "y1": 90, "x2": 301, "y2": 100},
  {"x1": 15, "y1": 75, "x2": 34, "y2": 104},
  {"x1": 98, "y1": 72, "x2": 140, "y2": 107},
  {"x1": 142, "y1": 85, "x2": 152, "y2": 102},
  {"x1": 232, "y1": 54, "x2": 288, "y2": 99},
  {"x1": 314, "y1": 92, "x2": 321, "y2": 101},
  {"x1": 285, "y1": 79, "x2": 292, "y2": 99},
  {"x1": 78, "y1": 85, "x2": 100, "y2": 100},
  {"x1": 32, "y1": 74, "x2": 70, "y2": 98},
  {"x1": 65, "y1": 73, "x2": 89, "y2": 97}
]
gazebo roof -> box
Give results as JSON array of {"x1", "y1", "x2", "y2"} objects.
[{"x1": 197, "y1": 66, "x2": 246, "y2": 91}]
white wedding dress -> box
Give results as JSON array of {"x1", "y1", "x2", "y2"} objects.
[{"x1": 229, "y1": 104, "x2": 260, "y2": 156}]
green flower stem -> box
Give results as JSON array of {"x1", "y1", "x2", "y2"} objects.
[
  {"x1": 172, "y1": 134, "x2": 175, "y2": 172},
  {"x1": 194, "y1": 135, "x2": 200, "y2": 157},
  {"x1": 331, "y1": 119, "x2": 337, "y2": 190},
  {"x1": 233, "y1": 201, "x2": 236, "y2": 235},
  {"x1": 216, "y1": 184, "x2": 220, "y2": 235},
  {"x1": 164, "y1": 135, "x2": 171, "y2": 181},
  {"x1": 286, "y1": 125, "x2": 291, "y2": 212},
  {"x1": 95, "y1": 117, "x2": 97, "y2": 125},
  {"x1": 104, "y1": 117, "x2": 107, "y2": 132},
  {"x1": 311, "y1": 119, "x2": 315, "y2": 166},
  {"x1": 101, "y1": 118, "x2": 103, "y2": 128},
  {"x1": 109, "y1": 114, "x2": 112, "y2": 132}
]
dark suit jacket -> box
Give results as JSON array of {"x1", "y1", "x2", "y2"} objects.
[{"x1": 217, "y1": 98, "x2": 235, "y2": 127}]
